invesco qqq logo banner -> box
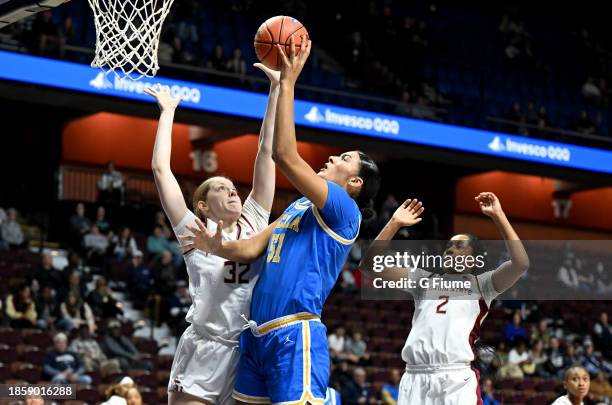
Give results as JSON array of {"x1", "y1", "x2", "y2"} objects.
[
  {"x1": 488, "y1": 136, "x2": 571, "y2": 162},
  {"x1": 89, "y1": 72, "x2": 201, "y2": 103},
  {"x1": 304, "y1": 106, "x2": 400, "y2": 135},
  {"x1": 0, "y1": 50, "x2": 611, "y2": 175}
]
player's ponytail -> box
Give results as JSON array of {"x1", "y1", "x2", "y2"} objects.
[{"x1": 356, "y1": 151, "x2": 381, "y2": 223}]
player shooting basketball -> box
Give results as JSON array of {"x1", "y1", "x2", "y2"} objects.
[
  {"x1": 180, "y1": 36, "x2": 381, "y2": 404},
  {"x1": 145, "y1": 62, "x2": 281, "y2": 405},
  {"x1": 361, "y1": 192, "x2": 529, "y2": 405}
]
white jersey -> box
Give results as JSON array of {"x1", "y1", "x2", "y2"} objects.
[
  {"x1": 551, "y1": 395, "x2": 583, "y2": 405},
  {"x1": 173, "y1": 196, "x2": 269, "y2": 343},
  {"x1": 401, "y1": 268, "x2": 501, "y2": 366}
]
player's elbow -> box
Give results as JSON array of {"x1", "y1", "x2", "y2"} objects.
[
  {"x1": 514, "y1": 259, "x2": 530, "y2": 274},
  {"x1": 271, "y1": 149, "x2": 294, "y2": 168}
]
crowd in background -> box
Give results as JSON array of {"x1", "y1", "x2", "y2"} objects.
[{"x1": 2, "y1": 186, "x2": 612, "y2": 404}]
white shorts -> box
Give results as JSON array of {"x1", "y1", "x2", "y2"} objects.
[
  {"x1": 168, "y1": 325, "x2": 239, "y2": 404},
  {"x1": 398, "y1": 365, "x2": 482, "y2": 405}
]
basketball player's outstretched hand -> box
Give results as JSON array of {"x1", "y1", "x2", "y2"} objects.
[
  {"x1": 391, "y1": 199, "x2": 425, "y2": 227},
  {"x1": 178, "y1": 218, "x2": 223, "y2": 254},
  {"x1": 475, "y1": 192, "x2": 503, "y2": 218},
  {"x1": 144, "y1": 85, "x2": 181, "y2": 112},
  {"x1": 277, "y1": 35, "x2": 312, "y2": 86},
  {"x1": 253, "y1": 63, "x2": 281, "y2": 85}
]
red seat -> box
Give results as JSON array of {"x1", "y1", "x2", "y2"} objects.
[
  {"x1": 0, "y1": 346, "x2": 18, "y2": 363},
  {"x1": 0, "y1": 329, "x2": 21, "y2": 346},
  {"x1": 15, "y1": 364, "x2": 41, "y2": 383},
  {"x1": 140, "y1": 389, "x2": 158, "y2": 404},
  {"x1": 19, "y1": 347, "x2": 45, "y2": 364},
  {"x1": 134, "y1": 372, "x2": 157, "y2": 389},
  {"x1": 77, "y1": 387, "x2": 101, "y2": 403},
  {"x1": 133, "y1": 337, "x2": 158, "y2": 354},
  {"x1": 23, "y1": 330, "x2": 53, "y2": 348}
]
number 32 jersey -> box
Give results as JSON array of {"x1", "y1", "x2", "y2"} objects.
[{"x1": 173, "y1": 196, "x2": 270, "y2": 343}]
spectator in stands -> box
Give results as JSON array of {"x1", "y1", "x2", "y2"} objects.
[
  {"x1": 503, "y1": 311, "x2": 528, "y2": 344},
  {"x1": 328, "y1": 326, "x2": 347, "y2": 362},
  {"x1": 69, "y1": 324, "x2": 121, "y2": 373},
  {"x1": 506, "y1": 102, "x2": 526, "y2": 134},
  {"x1": 595, "y1": 261, "x2": 611, "y2": 294},
  {"x1": 226, "y1": 48, "x2": 247, "y2": 83},
  {"x1": 525, "y1": 101, "x2": 539, "y2": 127},
  {"x1": 575, "y1": 110, "x2": 596, "y2": 134},
  {"x1": 593, "y1": 312, "x2": 611, "y2": 356},
  {"x1": 582, "y1": 77, "x2": 601, "y2": 103},
  {"x1": 97, "y1": 161, "x2": 124, "y2": 206},
  {"x1": 69, "y1": 202, "x2": 92, "y2": 249},
  {"x1": 152, "y1": 250, "x2": 177, "y2": 299},
  {"x1": 530, "y1": 319, "x2": 552, "y2": 346},
  {"x1": 88, "y1": 277, "x2": 123, "y2": 319},
  {"x1": 536, "y1": 106, "x2": 550, "y2": 136},
  {"x1": 33, "y1": 253, "x2": 64, "y2": 294},
  {"x1": 381, "y1": 369, "x2": 401, "y2": 405},
  {"x1": 530, "y1": 339, "x2": 550, "y2": 377},
  {"x1": 481, "y1": 377, "x2": 501, "y2": 405},
  {"x1": 43, "y1": 332, "x2": 92, "y2": 384},
  {"x1": 1, "y1": 208, "x2": 25, "y2": 248},
  {"x1": 84, "y1": 225, "x2": 110, "y2": 264},
  {"x1": 581, "y1": 340, "x2": 612, "y2": 375},
  {"x1": 168, "y1": 280, "x2": 191, "y2": 337},
  {"x1": 65, "y1": 270, "x2": 87, "y2": 303},
  {"x1": 102, "y1": 376, "x2": 143, "y2": 405},
  {"x1": 207, "y1": 44, "x2": 227, "y2": 71},
  {"x1": 147, "y1": 225, "x2": 176, "y2": 256},
  {"x1": 127, "y1": 251, "x2": 153, "y2": 309},
  {"x1": 339, "y1": 262, "x2": 358, "y2": 292},
  {"x1": 0, "y1": 207, "x2": 6, "y2": 225},
  {"x1": 508, "y1": 338, "x2": 535, "y2": 378},
  {"x1": 60, "y1": 291, "x2": 96, "y2": 333},
  {"x1": 101, "y1": 320, "x2": 151, "y2": 370},
  {"x1": 589, "y1": 371, "x2": 612, "y2": 403},
  {"x1": 342, "y1": 367, "x2": 375, "y2": 405},
  {"x1": 35, "y1": 285, "x2": 60, "y2": 330},
  {"x1": 344, "y1": 330, "x2": 369, "y2": 365},
  {"x1": 111, "y1": 227, "x2": 139, "y2": 259},
  {"x1": 565, "y1": 342, "x2": 580, "y2": 367},
  {"x1": 546, "y1": 337, "x2": 567, "y2": 378},
  {"x1": 95, "y1": 206, "x2": 112, "y2": 234},
  {"x1": 558, "y1": 258, "x2": 580, "y2": 289},
  {"x1": 330, "y1": 359, "x2": 352, "y2": 389},
  {"x1": 551, "y1": 366, "x2": 590, "y2": 405},
  {"x1": 5, "y1": 283, "x2": 37, "y2": 328}
]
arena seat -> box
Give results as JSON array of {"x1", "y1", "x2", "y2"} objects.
[{"x1": 76, "y1": 386, "x2": 101, "y2": 403}]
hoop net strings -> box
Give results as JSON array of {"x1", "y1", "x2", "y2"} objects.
[{"x1": 87, "y1": 0, "x2": 175, "y2": 78}]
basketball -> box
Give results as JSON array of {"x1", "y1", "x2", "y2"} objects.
[{"x1": 254, "y1": 15, "x2": 309, "y2": 71}]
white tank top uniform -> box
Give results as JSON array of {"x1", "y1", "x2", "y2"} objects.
[
  {"x1": 168, "y1": 196, "x2": 269, "y2": 404},
  {"x1": 398, "y1": 268, "x2": 502, "y2": 405},
  {"x1": 551, "y1": 395, "x2": 583, "y2": 405}
]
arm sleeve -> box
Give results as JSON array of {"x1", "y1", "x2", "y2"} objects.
[
  {"x1": 317, "y1": 181, "x2": 361, "y2": 241},
  {"x1": 477, "y1": 271, "x2": 503, "y2": 307},
  {"x1": 240, "y1": 196, "x2": 271, "y2": 233}
]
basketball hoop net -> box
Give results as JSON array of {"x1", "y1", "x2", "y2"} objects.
[{"x1": 87, "y1": 0, "x2": 175, "y2": 79}]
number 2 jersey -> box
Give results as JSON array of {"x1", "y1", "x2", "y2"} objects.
[
  {"x1": 173, "y1": 196, "x2": 270, "y2": 343},
  {"x1": 401, "y1": 268, "x2": 502, "y2": 366},
  {"x1": 250, "y1": 181, "x2": 361, "y2": 325}
]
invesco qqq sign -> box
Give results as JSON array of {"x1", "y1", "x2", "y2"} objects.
[{"x1": 0, "y1": 50, "x2": 611, "y2": 175}]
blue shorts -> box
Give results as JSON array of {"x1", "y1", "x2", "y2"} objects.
[{"x1": 233, "y1": 313, "x2": 329, "y2": 404}]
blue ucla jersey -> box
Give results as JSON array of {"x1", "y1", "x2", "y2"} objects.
[
  {"x1": 250, "y1": 181, "x2": 361, "y2": 324},
  {"x1": 325, "y1": 387, "x2": 341, "y2": 405}
]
